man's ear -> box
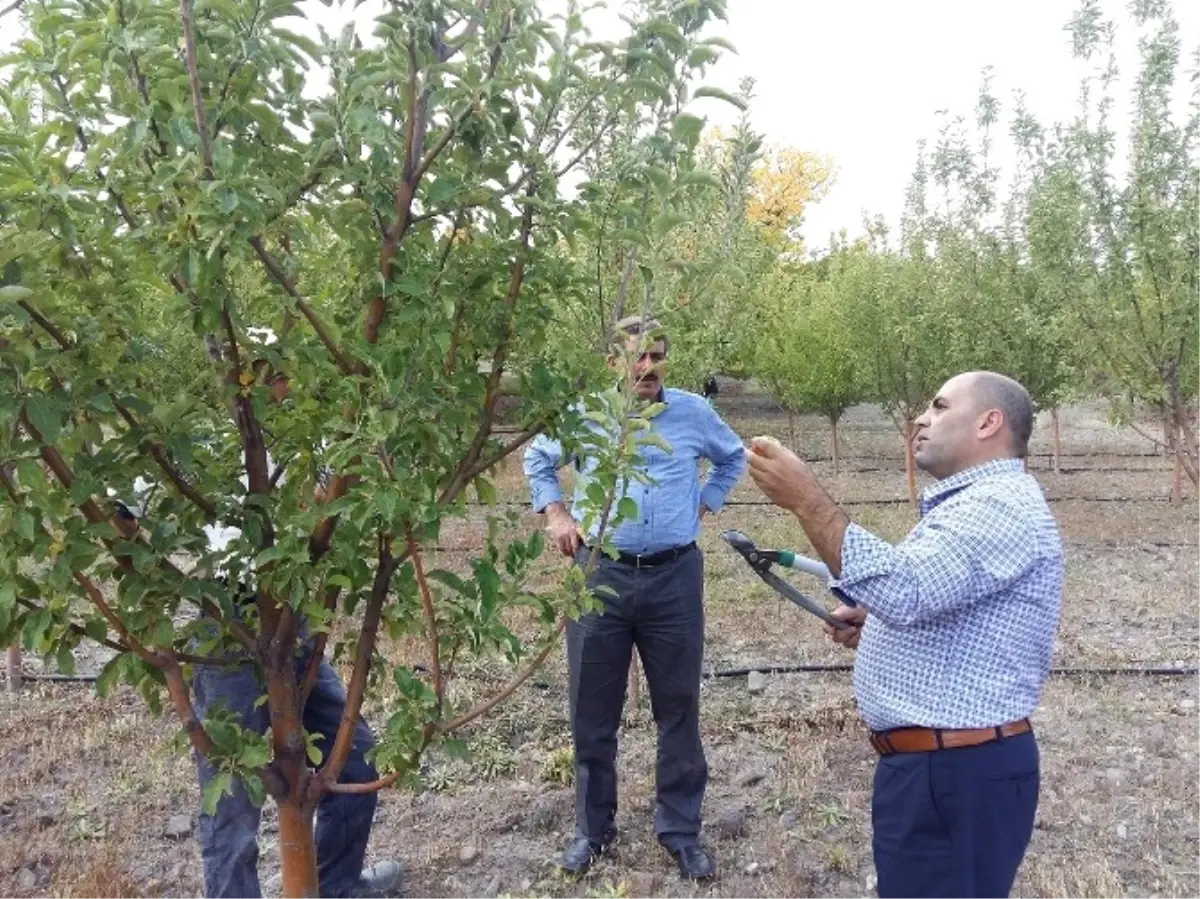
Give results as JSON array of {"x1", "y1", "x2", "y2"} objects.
[{"x1": 977, "y1": 408, "x2": 1005, "y2": 441}]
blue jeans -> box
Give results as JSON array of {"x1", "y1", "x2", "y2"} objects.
[
  {"x1": 871, "y1": 730, "x2": 1039, "y2": 898},
  {"x1": 192, "y1": 654, "x2": 380, "y2": 898}
]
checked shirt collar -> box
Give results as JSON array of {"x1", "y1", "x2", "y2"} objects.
[{"x1": 919, "y1": 457, "x2": 1026, "y2": 517}]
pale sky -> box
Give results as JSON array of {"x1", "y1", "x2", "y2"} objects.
[
  {"x1": 3, "y1": 0, "x2": 1196, "y2": 254},
  {"x1": 700, "y1": 0, "x2": 1200, "y2": 254}
]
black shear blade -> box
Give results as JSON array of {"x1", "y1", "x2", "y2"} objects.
[{"x1": 721, "y1": 530, "x2": 850, "y2": 630}]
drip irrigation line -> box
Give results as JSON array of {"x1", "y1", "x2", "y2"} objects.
[
  {"x1": 3, "y1": 672, "x2": 99, "y2": 684},
  {"x1": 459, "y1": 495, "x2": 1188, "y2": 510},
  {"x1": 7, "y1": 664, "x2": 1195, "y2": 689},
  {"x1": 704, "y1": 664, "x2": 1198, "y2": 679}
]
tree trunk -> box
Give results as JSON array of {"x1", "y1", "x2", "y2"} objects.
[
  {"x1": 1051, "y1": 408, "x2": 1061, "y2": 475},
  {"x1": 788, "y1": 409, "x2": 796, "y2": 452},
  {"x1": 830, "y1": 416, "x2": 840, "y2": 476},
  {"x1": 6, "y1": 643, "x2": 20, "y2": 693},
  {"x1": 277, "y1": 796, "x2": 319, "y2": 898},
  {"x1": 1172, "y1": 450, "x2": 1183, "y2": 504},
  {"x1": 264, "y1": 660, "x2": 321, "y2": 898},
  {"x1": 903, "y1": 419, "x2": 917, "y2": 509}
]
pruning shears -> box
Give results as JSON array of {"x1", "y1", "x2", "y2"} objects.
[{"x1": 720, "y1": 530, "x2": 853, "y2": 630}]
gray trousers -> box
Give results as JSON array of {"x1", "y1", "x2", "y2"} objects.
[
  {"x1": 567, "y1": 545, "x2": 707, "y2": 851},
  {"x1": 192, "y1": 651, "x2": 379, "y2": 898}
]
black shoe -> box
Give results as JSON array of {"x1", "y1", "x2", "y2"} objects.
[
  {"x1": 670, "y1": 844, "x2": 715, "y2": 881},
  {"x1": 559, "y1": 833, "x2": 615, "y2": 875}
]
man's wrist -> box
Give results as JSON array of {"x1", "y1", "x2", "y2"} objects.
[{"x1": 543, "y1": 501, "x2": 570, "y2": 520}]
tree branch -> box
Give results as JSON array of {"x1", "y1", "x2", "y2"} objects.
[
  {"x1": 325, "y1": 769, "x2": 406, "y2": 794},
  {"x1": 71, "y1": 571, "x2": 161, "y2": 667},
  {"x1": 221, "y1": 305, "x2": 270, "y2": 498},
  {"x1": 442, "y1": 182, "x2": 537, "y2": 500},
  {"x1": 163, "y1": 660, "x2": 217, "y2": 759},
  {"x1": 113, "y1": 402, "x2": 218, "y2": 517},
  {"x1": 316, "y1": 534, "x2": 399, "y2": 792},
  {"x1": 299, "y1": 584, "x2": 340, "y2": 704},
  {"x1": 13, "y1": 597, "x2": 130, "y2": 656},
  {"x1": 438, "y1": 619, "x2": 565, "y2": 733},
  {"x1": 461, "y1": 421, "x2": 548, "y2": 484},
  {"x1": 18, "y1": 407, "x2": 258, "y2": 654},
  {"x1": 17, "y1": 297, "x2": 217, "y2": 517},
  {"x1": 179, "y1": 0, "x2": 215, "y2": 179},
  {"x1": 248, "y1": 235, "x2": 362, "y2": 376},
  {"x1": 406, "y1": 530, "x2": 443, "y2": 711},
  {"x1": 412, "y1": 20, "x2": 509, "y2": 186}
]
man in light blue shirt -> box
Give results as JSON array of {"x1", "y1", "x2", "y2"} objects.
[
  {"x1": 747, "y1": 371, "x2": 1064, "y2": 899},
  {"x1": 524, "y1": 316, "x2": 745, "y2": 881}
]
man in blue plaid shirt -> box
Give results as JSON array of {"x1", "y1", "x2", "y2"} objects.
[{"x1": 747, "y1": 371, "x2": 1064, "y2": 899}]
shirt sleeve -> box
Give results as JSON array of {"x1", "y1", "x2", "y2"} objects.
[
  {"x1": 830, "y1": 495, "x2": 1040, "y2": 627},
  {"x1": 523, "y1": 433, "x2": 567, "y2": 513},
  {"x1": 699, "y1": 404, "x2": 747, "y2": 513}
]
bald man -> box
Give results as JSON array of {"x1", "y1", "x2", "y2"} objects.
[{"x1": 747, "y1": 372, "x2": 1063, "y2": 899}]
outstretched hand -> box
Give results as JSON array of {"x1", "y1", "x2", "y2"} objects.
[{"x1": 746, "y1": 436, "x2": 814, "y2": 513}]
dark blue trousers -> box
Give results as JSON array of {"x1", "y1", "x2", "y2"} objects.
[
  {"x1": 872, "y1": 730, "x2": 1039, "y2": 898},
  {"x1": 566, "y1": 545, "x2": 707, "y2": 851},
  {"x1": 192, "y1": 653, "x2": 379, "y2": 898}
]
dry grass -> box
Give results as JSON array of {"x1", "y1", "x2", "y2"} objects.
[{"x1": 1, "y1": 398, "x2": 1197, "y2": 898}]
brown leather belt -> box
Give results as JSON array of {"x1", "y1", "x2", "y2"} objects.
[{"x1": 869, "y1": 718, "x2": 1032, "y2": 755}]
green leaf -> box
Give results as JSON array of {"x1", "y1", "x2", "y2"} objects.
[
  {"x1": 14, "y1": 511, "x2": 35, "y2": 543},
  {"x1": 616, "y1": 496, "x2": 638, "y2": 521},
  {"x1": 687, "y1": 45, "x2": 721, "y2": 68},
  {"x1": 691, "y1": 86, "x2": 747, "y2": 110},
  {"x1": 202, "y1": 771, "x2": 234, "y2": 816},
  {"x1": 474, "y1": 476, "x2": 497, "y2": 506},
  {"x1": 56, "y1": 643, "x2": 75, "y2": 677},
  {"x1": 243, "y1": 773, "x2": 266, "y2": 808},
  {"x1": 671, "y1": 113, "x2": 705, "y2": 145},
  {"x1": 95, "y1": 653, "x2": 126, "y2": 698},
  {"x1": 641, "y1": 402, "x2": 667, "y2": 418},
  {"x1": 309, "y1": 111, "x2": 337, "y2": 131},
  {"x1": 653, "y1": 212, "x2": 689, "y2": 240},
  {"x1": 375, "y1": 489, "x2": 398, "y2": 521},
  {"x1": 0, "y1": 284, "x2": 33, "y2": 302},
  {"x1": 24, "y1": 395, "x2": 61, "y2": 443},
  {"x1": 238, "y1": 742, "x2": 270, "y2": 768},
  {"x1": 427, "y1": 569, "x2": 470, "y2": 595},
  {"x1": 306, "y1": 740, "x2": 324, "y2": 766}
]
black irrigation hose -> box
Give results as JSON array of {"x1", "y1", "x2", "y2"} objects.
[
  {"x1": 3, "y1": 672, "x2": 100, "y2": 684},
  {"x1": 705, "y1": 664, "x2": 1199, "y2": 678},
  {"x1": 460, "y1": 495, "x2": 1190, "y2": 509},
  {"x1": 7, "y1": 665, "x2": 1196, "y2": 688}
]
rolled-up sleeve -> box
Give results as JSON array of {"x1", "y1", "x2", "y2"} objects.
[
  {"x1": 829, "y1": 495, "x2": 1038, "y2": 627},
  {"x1": 523, "y1": 434, "x2": 566, "y2": 513}
]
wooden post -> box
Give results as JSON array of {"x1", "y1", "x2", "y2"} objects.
[
  {"x1": 6, "y1": 644, "x2": 21, "y2": 693},
  {"x1": 903, "y1": 419, "x2": 918, "y2": 509},
  {"x1": 831, "y1": 417, "x2": 840, "y2": 476},
  {"x1": 1052, "y1": 408, "x2": 1062, "y2": 474}
]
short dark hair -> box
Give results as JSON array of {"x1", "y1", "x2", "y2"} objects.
[
  {"x1": 610, "y1": 315, "x2": 669, "y2": 355},
  {"x1": 973, "y1": 372, "x2": 1034, "y2": 457}
]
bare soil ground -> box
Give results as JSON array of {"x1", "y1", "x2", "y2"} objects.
[{"x1": 2, "y1": 394, "x2": 1197, "y2": 898}]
